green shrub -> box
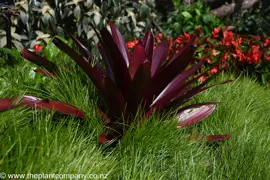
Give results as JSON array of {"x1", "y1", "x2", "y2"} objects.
[
  {"x1": 224, "y1": 7, "x2": 270, "y2": 36},
  {"x1": 163, "y1": 1, "x2": 223, "y2": 37},
  {"x1": 0, "y1": 0, "x2": 156, "y2": 49},
  {"x1": 154, "y1": 0, "x2": 174, "y2": 21},
  {"x1": 0, "y1": 48, "x2": 21, "y2": 67}
]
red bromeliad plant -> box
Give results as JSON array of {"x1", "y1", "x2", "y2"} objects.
[{"x1": 0, "y1": 23, "x2": 232, "y2": 144}]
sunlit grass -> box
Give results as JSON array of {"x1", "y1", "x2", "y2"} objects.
[{"x1": 0, "y1": 59, "x2": 269, "y2": 179}]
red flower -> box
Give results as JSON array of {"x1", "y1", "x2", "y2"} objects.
[
  {"x1": 264, "y1": 55, "x2": 270, "y2": 61},
  {"x1": 156, "y1": 33, "x2": 162, "y2": 39},
  {"x1": 223, "y1": 31, "x2": 234, "y2": 46},
  {"x1": 232, "y1": 37, "x2": 242, "y2": 47},
  {"x1": 212, "y1": 49, "x2": 217, "y2": 57},
  {"x1": 210, "y1": 66, "x2": 218, "y2": 74},
  {"x1": 199, "y1": 76, "x2": 207, "y2": 83},
  {"x1": 126, "y1": 42, "x2": 133, "y2": 49},
  {"x1": 207, "y1": 58, "x2": 211, "y2": 64},
  {"x1": 264, "y1": 38, "x2": 270, "y2": 47},
  {"x1": 181, "y1": 32, "x2": 191, "y2": 43},
  {"x1": 126, "y1": 40, "x2": 138, "y2": 49},
  {"x1": 183, "y1": 32, "x2": 191, "y2": 41},
  {"x1": 251, "y1": 45, "x2": 261, "y2": 63},
  {"x1": 174, "y1": 33, "x2": 191, "y2": 45},
  {"x1": 222, "y1": 52, "x2": 228, "y2": 62},
  {"x1": 234, "y1": 47, "x2": 246, "y2": 62},
  {"x1": 237, "y1": 37, "x2": 243, "y2": 44},
  {"x1": 33, "y1": 44, "x2": 43, "y2": 53},
  {"x1": 174, "y1": 38, "x2": 181, "y2": 44},
  {"x1": 212, "y1": 28, "x2": 220, "y2": 38},
  {"x1": 246, "y1": 45, "x2": 261, "y2": 64}
]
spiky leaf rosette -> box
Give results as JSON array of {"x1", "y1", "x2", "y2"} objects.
[{"x1": 8, "y1": 23, "x2": 232, "y2": 144}]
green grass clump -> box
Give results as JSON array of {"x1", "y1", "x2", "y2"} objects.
[{"x1": 0, "y1": 58, "x2": 269, "y2": 179}]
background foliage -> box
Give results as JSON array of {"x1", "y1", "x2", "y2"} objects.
[
  {"x1": 224, "y1": 7, "x2": 270, "y2": 36},
  {"x1": 0, "y1": 0, "x2": 157, "y2": 49},
  {"x1": 162, "y1": 1, "x2": 223, "y2": 37}
]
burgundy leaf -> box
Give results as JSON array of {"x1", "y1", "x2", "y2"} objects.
[
  {"x1": 67, "y1": 32, "x2": 94, "y2": 62},
  {"x1": 176, "y1": 102, "x2": 222, "y2": 114},
  {"x1": 129, "y1": 42, "x2": 146, "y2": 79},
  {"x1": 150, "y1": 57, "x2": 207, "y2": 109},
  {"x1": 88, "y1": 22, "x2": 117, "y2": 75},
  {"x1": 189, "y1": 134, "x2": 232, "y2": 142},
  {"x1": 109, "y1": 22, "x2": 131, "y2": 66},
  {"x1": 139, "y1": 44, "x2": 196, "y2": 108},
  {"x1": 98, "y1": 108, "x2": 111, "y2": 125},
  {"x1": 127, "y1": 61, "x2": 151, "y2": 115},
  {"x1": 14, "y1": 96, "x2": 85, "y2": 118},
  {"x1": 206, "y1": 134, "x2": 232, "y2": 142},
  {"x1": 34, "y1": 69, "x2": 54, "y2": 78},
  {"x1": 169, "y1": 70, "x2": 232, "y2": 109},
  {"x1": 54, "y1": 28, "x2": 127, "y2": 120},
  {"x1": 100, "y1": 28, "x2": 131, "y2": 97},
  {"x1": 0, "y1": 98, "x2": 13, "y2": 112},
  {"x1": 176, "y1": 104, "x2": 217, "y2": 127},
  {"x1": 156, "y1": 65, "x2": 217, "y2": 111},
  {"x1": 0, "y1": 96, "x2": 85, "y2": 118},
  {"x1": 151, "y1": 40, "x2": 170, "y2": 77},
  {"x1": 202, "y1": 79, "x2": 233, "y2": 90},
  {"x1": 177, "y1": 61, "x2": 220, "y2": 88},
  {"x1": 142, "y1": 29, "x2": 154, "y2": 62},
  {"x1": 88, "y1": 23, "x2": 112, "y2": 77},
  {"x1": 52, "y1": 37, "x2": 104, "y2": 90},
  {"x1": 181, "y1": 79, "x2": 233, "y2": 104},
  {"x1": 21, "y1": 48, "x2": 57, "y2": 74},
  {"x1": 98, "y1": 44, "x2": 115, "y2": 82},
  {"x1": 170, "y1": 76, "x2": 219, "y2": 108},
  {"x1": 99, "y1": 133, "x2": 114, "y2": 144},
  {"x1": 88, "y1": 22, "x2": 104, "y2": 42},
  {"x1": 165, "y1": 44, "x2": 196, "y2": 71},
  {"x1": 168, "y1": 33, "x2": 198, "y2": 65},
  {"x1": 101, "y1": 77, "x2": 127, "y2": 118},
  {"x1": 177, "y1": 79, "x2": 232, "y2": 106},
  {"x1": 68, "y1": 33, "x2": 105, "y2": 75}
]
